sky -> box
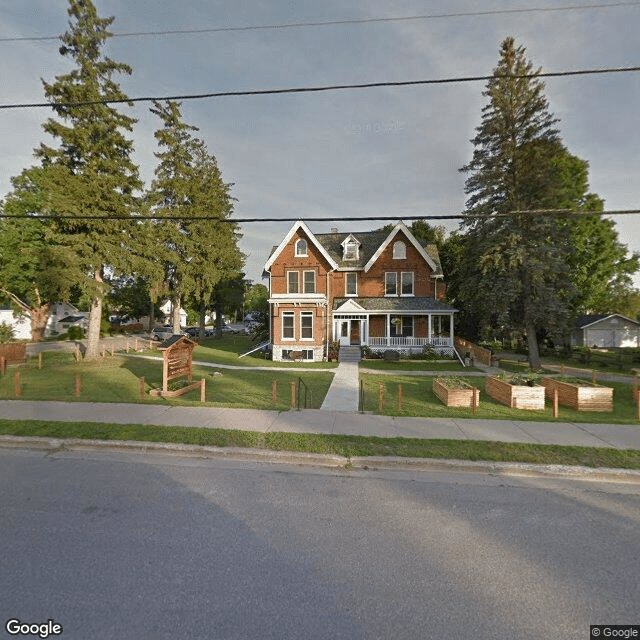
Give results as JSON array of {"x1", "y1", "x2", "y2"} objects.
[{"x1": 1, "y1": 0, "x2": 639, "y2": 288}]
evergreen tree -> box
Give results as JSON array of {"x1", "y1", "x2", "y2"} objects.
[
  {"x1": 147, "y1": 101, "x2": 244, "y2": 339},
  {"x1": 459, "y1": 37, "x2": 574, "y2": 367},
  {"x1": 35, "y1": 0, "x2": 142, "y2": 357}
]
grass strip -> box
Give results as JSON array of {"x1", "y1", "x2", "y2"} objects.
[{"x1": 1, "y1": 419, "x2": 640, "y2": 470}]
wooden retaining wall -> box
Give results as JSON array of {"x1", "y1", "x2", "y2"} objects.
[
  {"x1": 454, "y1": 337, "x2": 492, "y2": 366},
  {"x1": 542, "y1": 378, "x2": 613, "y2": 412},
  {"x1": 486, "y1": 376, "x2": 545, "y2": 410}
]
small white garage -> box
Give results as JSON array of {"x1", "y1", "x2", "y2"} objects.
[{"x1": 573, "y1": 314, "x2": 640, "y2": 348}]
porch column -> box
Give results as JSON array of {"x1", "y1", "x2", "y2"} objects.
[
  {"x1": 427, "y1": 314, "x2": 432, "y2": 343},
  {"x1": 362, "y1": 317, "x2": 368, "y2": 345},
  {"x1": 386, "y1": 314, "x2": 391, "y2": 346},
  {"x1": 449, "y1": 313, "x2": 454, "y2": 345}
]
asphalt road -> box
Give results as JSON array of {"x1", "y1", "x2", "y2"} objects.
[{"x1": 1, "y1": 449, "x2": 639, "y2": 640}]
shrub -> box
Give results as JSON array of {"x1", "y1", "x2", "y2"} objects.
[
  {"x1": 0, "y1": 322, "x2": 15, "y2": 343},
  {"x1": 67, "y1": 325, "x2": 84, "y2": 340}
]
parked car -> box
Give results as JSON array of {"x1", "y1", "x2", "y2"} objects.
[{"x1": 151, "y1": 325, "x2": 175, "y2": 341}]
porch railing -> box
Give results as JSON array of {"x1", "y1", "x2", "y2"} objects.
[{"x1": 367, "y1": 336, "x2": 452, "y2": 348}]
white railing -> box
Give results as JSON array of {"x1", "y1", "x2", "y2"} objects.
[{"x1": 367, "y1": 336, "x2": 453, "y2": 348}]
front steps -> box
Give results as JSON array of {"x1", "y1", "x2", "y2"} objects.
[{"x1": 338, "y1": 346, "x2": 361, "y2": 363}]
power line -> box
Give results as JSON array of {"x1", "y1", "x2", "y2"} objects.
[
  {"x1": 2, "y1": 65, "x2": 639, "y2": 110},
  {"x1": 1, "y1": 2, "x2": 639, "y2": 43},
  {"x1": 1, "y1": 210, "x2": 638, "y2": 222}
]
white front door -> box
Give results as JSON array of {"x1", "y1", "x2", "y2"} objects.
[{"x1": 338, "y1": 320, "x2": 350, "y2": 346}]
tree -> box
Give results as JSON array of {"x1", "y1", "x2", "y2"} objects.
[
  {"x1": 0, "y1": 167, "x2": 81, "y2": 341},
  {"x1": 34, "y1": 0, "x2": 142, "y2": 357},
  {"x1": 147, "y1": 101, "x2": 244, "y2": 339},
  {"x1": 244, "y1": 284, "x2": 269, "y2": 314},
  {"x1": 459, "y1": 37, "x2": 576, "y2": 368}
]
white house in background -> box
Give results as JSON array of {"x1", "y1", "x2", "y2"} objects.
[
  {"x1": 159, "y1": 300, "x2": 188, "y2": 327},
  {"x1": 0, "y1": 308, "x2": 31, "y2": 340},
  {"x1": 0, "y1": 301, "x2": 89, "y2": 341},
  {"x1": 572, "y1": 314, "x2": 640, "y2": 348}
]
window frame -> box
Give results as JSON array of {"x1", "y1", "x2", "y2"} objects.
[
  {"x1": 295, "y1": 238, "x2": 308, "y2": 257},
  {"x1": 385, "y1": 272, "x2": 397, "y2": 296},
  {"x1": 303, "y1": 270, "x2": 316, "y2": 294},
  {"x1": 392, "y1": 241, "x2": 406, "y2": 260},
  {"x1": 287, "y1": 271, "x2": 299, "y2": 294},
  {"x1": 300, "y1": 311, "x2": 314, "y2": 340},
  {"x1": 401, "y1": 271, "x2": 414, "y2": 296},
  {"x1": 282, "y1": 311, "x2": 295, "y2": 340},
  {"x1": 345, "y1": 272, "x2": 358, "y2": 296}
]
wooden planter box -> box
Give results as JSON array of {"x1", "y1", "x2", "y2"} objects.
[
  {"x1": 542, "y1": 378, "x2": 613, "y2": 412},
  {"x1": 432, "y1": 379, "x2": 479, "y2": 408},
  {"x1": 486, "y1": 376, "x2": 545, "y2": 411}
]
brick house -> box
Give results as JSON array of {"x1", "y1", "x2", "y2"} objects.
[{"x1": 263, "y1": 220, "x2": 457, "y2": 362}]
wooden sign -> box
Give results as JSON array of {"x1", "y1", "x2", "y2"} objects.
[{"x1": 158, "y1": 335, "x2": 196, "y2": 394}]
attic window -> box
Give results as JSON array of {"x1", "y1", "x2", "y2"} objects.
[
  {"x1": 295, "y1": 239, "x2": 308, "y2": 257},
  {"x1": 343, "y1": 237, "x2": 359, "y2": 261},
  {"x1": 393, "y1": 241, "x2": 406, "y2": 259}
]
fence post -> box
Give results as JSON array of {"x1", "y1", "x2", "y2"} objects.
[
  {"x1": 38, "y1": 352, "x2": 42, "y2": 369},
  {"x1": 633, "y1": 374, "x2": 638, "y2": 402},
  {"x1": 75, "y1": 374, "x2": 81, "y2": 397},
  {"x1": 472, "y1": 387, "x2": 478, "y2": 414},
  {"x1": 290, "y1": 381, "x2": 297, "y2": 409},
  {"x1": 379, "y1": 383, "x2": 384, "y2": 412},
  {"x1": 272, "y1": 380, "x2": 277, "y2": 407},
  {"x1": 139, "y1": 377, "x2": 145, "y2": 399},
  {"x1": 553, "y1": 388, "x2": 559, "y2": 418},
  {"x1": 200, "y1": 378, "x2": 206, "y2": 403},
  {"x1": 111, "y1": 342, "x2": 115, "y2": 356},
  {"x1": 560, "y1": 364, "x2": 564, "y2": 376},
  {"x1": 14, "y1": 371, "x2": 20, "y2": 397},
  {"x1": 0, "y1": 356, "x2": 5, "y2": 375}
]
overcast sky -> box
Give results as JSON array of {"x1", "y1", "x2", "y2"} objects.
[{"x1": 1, "y1": 0, "x2": 639, "y2": 287}]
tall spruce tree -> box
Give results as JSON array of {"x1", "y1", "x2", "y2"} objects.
[
  {"x1": 147, "y1": 101, "x2": 243, "y2": 338},
  {"x1": 459, "y1": 37, "x2": 575, "y2": 368},
  {"x1": 35, "y1": 0, "x2": 141, "y2": 358}
]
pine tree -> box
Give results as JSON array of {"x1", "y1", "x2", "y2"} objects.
[
  {"x1": 147, "y1": 101, "x2": 244, "y2": 338},
  {"x1": 459, "y1": 37, "x2": 574, "y2": 367},
  {"x1": 35, "y1": 0, "x2": 141, "y2": 358}
]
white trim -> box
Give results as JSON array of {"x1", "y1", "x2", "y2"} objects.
[
  {"x1": 294, "y1": 238, "x2": 308, "y2": 257},
  {"x1": 281, "y1": 311, "x2": 295, "y2": 340},
  {"x1": 264, "y1": 220, "x2": 338, "y2": 271},
  {"x1": 364, "y1": 222, "x2": 438, "y2": 273},
  {"x1": 300, "y1": 311, "x2": 314, "y2": 340},
  {"x1": 303, "y1": 270, "x2": 316, "y2": 294},
  {"x1": 334, "y1": 299, "x2": 366, "y2": 313},
  {"x1": 400, "y1": 271, "x2": 414, "y2": 296},
  {"x1": 286, "y1": 270, "x2": 299, "y2": 294},
  {"x1": 579, "y1": 314, "x2": 640, "y2": 329}
]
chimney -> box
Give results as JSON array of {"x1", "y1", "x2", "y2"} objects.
[{"x1": 331, "y1": 227, "x2": 338, "y2": 234}]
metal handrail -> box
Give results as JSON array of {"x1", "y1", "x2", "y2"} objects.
[{"x1": 296, "y1": 376, "x2": 310, "y2": 410}]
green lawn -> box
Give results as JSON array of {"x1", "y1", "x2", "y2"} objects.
[
  {"x1": 360, "y1": 374, "x2": 640, "y2": 424},
  {"x1": 192, "y1": 334, "x2": 338, "y2": 368},
  {"x1": 360, "y1": 359, "x2": 477, "y2": 372},
  {"x1": 2, "y1": 419, "x2": 639, "y2": 469},
  {"x1": 0, "y1": 353, "x2": 334, "y2": 410}
]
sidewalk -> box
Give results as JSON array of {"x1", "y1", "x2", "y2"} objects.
[{"x1": 1, "y1": 400, "x2": 639, "y2": 450}]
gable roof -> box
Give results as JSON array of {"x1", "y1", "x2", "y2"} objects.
[
  {"x1": 577, "y1": 314, "x2": 640, "y2": 329},
  {"x1": 263, "y1": 220, "x2": 338, "y2": 271}
]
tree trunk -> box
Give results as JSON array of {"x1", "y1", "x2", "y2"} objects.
[
  {"x1": 525, "y1": 318, "x2": 541, "y2": 369},
  {"x1": 30, "y1": 303, "x2": 51, "y2": 343},
  {"x1": 172, "y1": 293, "x2": 181, "y2": 334},
  {"x1": 198, "y1": 299, "x2": 206, "y2": 340},
  {"x1": 85, "y1": 269, "x2": 104, "y2": 359}
]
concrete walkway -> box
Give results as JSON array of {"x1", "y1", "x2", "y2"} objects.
[
  {"x1": 320, "y1": 362, "x2": 360, "y2": 411},
  {"x1": 1, "y1": 400, "x2": 639, "y2": 450}
]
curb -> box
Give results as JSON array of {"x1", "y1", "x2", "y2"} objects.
[{"x1": 2, "y1": 435, "x2": 640, "y2": 483}]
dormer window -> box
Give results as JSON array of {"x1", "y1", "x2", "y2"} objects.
[
  {"x1": 393, "y1": 241, "x2": 406, "y2": 259},
  {"x1": 342, "y1": 235, "x2": 360, "y2": 261},
  {"x1": 295, "y1": 239, "x2": 308, "y2": 257}
]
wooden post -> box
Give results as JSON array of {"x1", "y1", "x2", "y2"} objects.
[
  {"x1": 290, "y1": 381, "x2": 297, "y2": 409},
  {"x1": 14, "y1": 371, "x2": 20, "y2": 397},
  {"x1": 38, "y1": 352, "x2": 42, "y2": 369},
  {"x1": 200, "y1": 378, "x2": 206, "y2": 403},
  {"x1": 553, "y1": 388, "x2": 559, "y2": 418},
  {"x1": 379, "y1": 383, "x2": 384, "y2": 412},
  {"x1": 397, "y1": 384, "x2": 403, "y2": 411},
  {"x1": 110, "y1": 342, "x2": 115, "y2": 356},
  {"x1": 126, "y1": 339, "x2": 130, "y2": 353},
  {"x1": 139, "y1": 377, "x2": 145, "y2": 398},
  {"x1": 0, "y1": 356, "x2": 5, "y2": 375},
  {"x1": 75, "y1": 346, "x2": 81, "y2": 362},
  {"x1": 633, "y1": 374, "x2": 638, "y2": 403},
  {"x1": 272, "y1": 380, "x2": 277, "y2": 406},
  {"x1": 472, "y1": 387, "x2": 478, "y2": 414},
  {"x1": 560, "y1": 364, "x2": 564, "y2": 376},
  {"x1": 637, "y1": 391, "x2": 640, "y2": 422},
  {"x1": 135, "y1": 338, "x2": 139, "y2": 352},
  {"x1": 75, "y1": 374, "x2": 81, "y2": 397}
]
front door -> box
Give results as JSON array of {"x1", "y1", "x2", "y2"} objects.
[
  {"x1": 350, "y1": 321, "x2": 360, "y2": 345},
  {"x1": 339, "y1": 321, "x2": 350, "y2": 347}
]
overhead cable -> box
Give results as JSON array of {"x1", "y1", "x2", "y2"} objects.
[
  {"x1": 1, "y1": 66, "x2": 640, "y2": 110},
  {"x1": 1, "y1": 2, "x2": 639, "y2": 42}
]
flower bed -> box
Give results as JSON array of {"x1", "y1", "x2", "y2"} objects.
[
  {"x1": 432, "y1": 377, "x2": 479, "y2": 408},
  {"x1": 542, "y1": 377, "x2": 613, "y2": 412},
  {"x1": 486, "y1": 375, "x2": 545, "y2": 411}
]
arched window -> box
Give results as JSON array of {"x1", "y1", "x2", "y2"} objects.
[
  {"x1": 295, "y1": 238, "x2": 308, "y2": 257},
  {"x1": 393, "y1": 241, "x2": 406, "y2": 259}
]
